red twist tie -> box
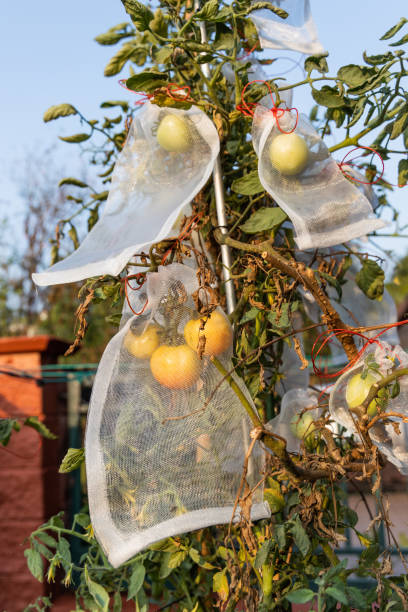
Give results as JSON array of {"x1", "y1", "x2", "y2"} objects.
[
  {"x1": 237, "y1": 80, "x2": 299, "y2": 134},
  {"x1": 338, "y1": 146, "x2": 385, "y2": 186},
  {"x1": 166, "y1": 83, "x2": 193, "y2": 102},
  {"x1": 122, "y1": 273, "x2": 148, "y2": 316},
  {"x1": 118, "y1": 79, "x2": 154, "y2": 106},
  {"x1": 236, "y1": 43, "x2": 260, "y2": 62},
  {"x1": 311, "y1": 318, "x2": 408, "y2": 380}
]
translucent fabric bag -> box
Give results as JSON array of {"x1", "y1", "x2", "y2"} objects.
[
  {"x1": 250, "y1": 0, "x2": 325, "y2": 55},
  {"x1": 329, "y1": 343, "x2": 408, "y2": 474},
  {"x1": 266, "y1": 388, "x2": 319, "y2": 453},
  {"x1": 252, "y1": 106, "x2": 386, "y2": 249},
  {"x1": 33, "y1": 104, "x2": 219, "y2": 286},
  {"x1": 86, "y1": 263, "x2": 270, "y2": 567}
]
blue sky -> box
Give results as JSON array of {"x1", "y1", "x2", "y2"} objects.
[{"x1": 1, "y1": 0, "x2": 408, "y2": 263}]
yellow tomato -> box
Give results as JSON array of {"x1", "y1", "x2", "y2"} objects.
[
  {"x1": 150, "y1": 344, "x2": 201, "y2": 389},
  {"x1": 269, "y1": 132, "x2": 309, "y2": 176},
  {"x1": 289, "y1": 411, "x2": 315, "y2": 440},
  {"x1": 123, "y1": 325, "x2": 160, "y2": 359},
  {"x1": 156, "y1": 114, "x2": 191, "y2": 153},
  {"x1": 346, "y1": 372, "x2": 380, "y2": 415},
  {"x1": 184, "y1": 310, "x2": 233, "y2": 356}
]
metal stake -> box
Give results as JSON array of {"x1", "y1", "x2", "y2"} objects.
[{"x1": 195, "y1": 5, "x2": 237, "y2": 315}]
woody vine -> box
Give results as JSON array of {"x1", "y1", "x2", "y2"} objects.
[{"x1": 18, "y1": 3, "x2": 408, "y2": 611}]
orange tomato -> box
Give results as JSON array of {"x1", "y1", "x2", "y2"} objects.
[
  {"x1": 150, "y1": 344, "x2": 201, "y2": 389},
  {"x1": 124, "y1": 325, "x2": 160, "y2": 359},
  {"x1": 184, "y1": 310, "x2": 233, "y2": 356}
]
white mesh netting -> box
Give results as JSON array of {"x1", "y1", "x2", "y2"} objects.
[
  {"x1": 329, "y1": 343, "x2": 408, "y2": 475},
  {"x1": 250, "y1": 0, "x2": 325, "y2": 55},
  {"x1": 252, "y1": 107, "x2": 386, "y2": 250},
  {"x1": 266, "y1": 388, "x2": 319, "y2": 454},
  {"x1": 33, "y1": 104, "x2": 219, "y2": 286},
  {"x1": 86, "y1": 264, "x2": 270, "y2": 567}
]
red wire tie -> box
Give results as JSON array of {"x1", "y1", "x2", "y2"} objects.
[
  {"x1": 338, "y1": 145, "x2": 408, "y2": 188},
  {"x1": 236, "y1": 79, "x2": 299, "y2": 134},
  {"x1": 311, "y1": 318, "x2": 408, "y2": 380},
  {"x1": 236, "y1": 43, "x2": 260, "y2": 62},
  {"x1": 122, "y1": 273, "x2": 149, "y2": 316},
  {"x1": 118, "y1": 80, "x2": 194, "y2": 106}
]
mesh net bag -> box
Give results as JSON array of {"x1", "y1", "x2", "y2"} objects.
[
  {"x1": 329, "y1": 342, "x2": 408, "y2": 475},
  {"x1": 266, "y1": 388, "x2": 319, "y2": 453},
  {"x1": 250, "y1": 0, "x2": 325, "y2": 55},
  {"x1": 33, "y1": 103, "x2": 219, "y2": 286},
  {"x1": 85, "y1": 263, "x2": 270, "y2": 567},
  {"x1": 252, "y1": 106, "x2": 386, "y2": 249}
]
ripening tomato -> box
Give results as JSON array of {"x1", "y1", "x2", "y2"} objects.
[
  {"x1": 150, "y1": 344, "x2": 201, "y2": 389},
  {"x1": 184, "y1": 310, "x2": 233, "y2": 356},
  {"x1": 346, "y1": 371, "x2": 382, "y2": 416},
  {"x1": 269, "y1": 132, "x2": 309, "y2": 176},
  {"x1": 156, "y1": 114, "x2": 191, "y2": 153},
  {"x1": 124, "y1": 325, "x2": 160, "y2": 359},
  {"x1": 289, "y1": 411, "x2": 315, "y2": 440}
]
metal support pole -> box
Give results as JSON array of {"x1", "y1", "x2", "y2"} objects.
[{"x1": 196, "y1": 6, "x2": 237, "y2": 315}]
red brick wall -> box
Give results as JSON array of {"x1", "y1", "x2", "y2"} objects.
[{"x1": 0, "y1": 337, "x2": 69, "y2": 612}]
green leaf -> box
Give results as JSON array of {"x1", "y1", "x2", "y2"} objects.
[
  {"x1": 43, "y1": 104, "x2": 77, "y2": 122},
  {"x1": 127, "y1": 563, "x2": 145, "y2": 600},
  {"x1": 57, "y1": 537, "x2": 72, "y2": 570},
  {"x1": 104, "y1": 42, "x2": 139, "y2": 77},
  {"x1": 290, "y1": 517, "x2": 311, "y2": 557},
  {"x1": 380, "y1": 17, "x2": 408, "y2": 40},
  {"x1": 304, "y1": 54, "x2": 329, "y2": 74},
  {"x1": 24, "y1": 549, "x2": 44, "y2": 582},
  {"x1": 167, "y1": 550, "x2": 187, "y2": 569},
  {"x1": 311, "y1": 86, "x2": 345, "y2": 108},
  {"x1": 347, "y1": 96, "x2": 366, "y2": 128},
  {"x1": 213, "y1": 570, "x2": 229, "y2": 601},
  {"x1": 268, "y1": 302, "x2": 290, "y2": 329},
  {"x1": 126, "y1": 70, "x2": 168, "y2": 93},
  {"x1": 232, "y1": 170, "x2": 264, "y2": 196},
  {"x1": 24, "y1": 417, "x2": 57, "y2": 440},
  {"x1": 346, "y1": 586, "x2": 367, "y2": 609},
  {"x1": 389, "y1": 33, "x2": 408, "y2": 47},
  {"x1": 68, "y1": 226, "x2": 79, "y2": 250},
  {"x1": 254, "y1": 541, "x2": 271, "y2": 569},
  {"x1": 0, "y1": 418, "x2": 20, "y2": 446},
  {"x1": 100, "y1": 100, "x2": 129, "y2": 111},
  {"x1": 240, "y1": 207, "x2": 287, "y2": 233},
  {"x1": 274, "y1": 524, "x2": 286, "y2": 550},
  {"x1": 213, "y1": 28, "x2": 234, "y2": 51},
  {"x1": 121, "y1": 0, "x2": 154, "y2": 31},
  {"x1": 113, "y1": 591, "x2": 122, "y2": 612},
  {"x1": 194, "y1": 0, "x2": 219, "y2": 21},
  {"x1": 95, "y1": 27, "x2": 132, "y2": 46},
  {"x1": 326, "y1": 586, "x2": 348, "y2": 605},
  {"x1": 285, "y1": 588, "x2": 315, "y2": 604},
  {"x1": 85, "y1": 567, "x2": 109, "y2": 612},
  {"x1": 59, "y1": 448, "x2": 85, "y2": 473},
  {"x1": 36, "y1": 533, "x2": 58, "y2": 549},
  {"x1": 337, "y1": 64, "x2": 376, "y2": 88},
  {"x1": 264, "y1": 487, "x2": 285, "y2": 514},
  {"x1": 398, "y1": 159, "x2": 408, "y2": 186},
  {"x1": 59, "y1": 133, "x2": 91, "y2": 144},
  {"x1": 240, "y1": 307, "x2": 260, "y2": 324},
  {"x1": 363, "y1": 51, "x2": 394, "y2": 65},
  {"x1": 356, "y1": 259, "x2": 385, "y2": 300},
  {"x1": 390, "y1": 110, "x2": 408, "y2": 139},
  {"x1": 59, "y1": 177, "x2": 89, "y2": 188},
  {"x1": 243, "y1": 3, "x2": 288, "y2": 18}
]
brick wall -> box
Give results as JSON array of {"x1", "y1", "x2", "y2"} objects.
[{"x1": 0, "y1": 336, "x2": 69, "y2": 612}]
